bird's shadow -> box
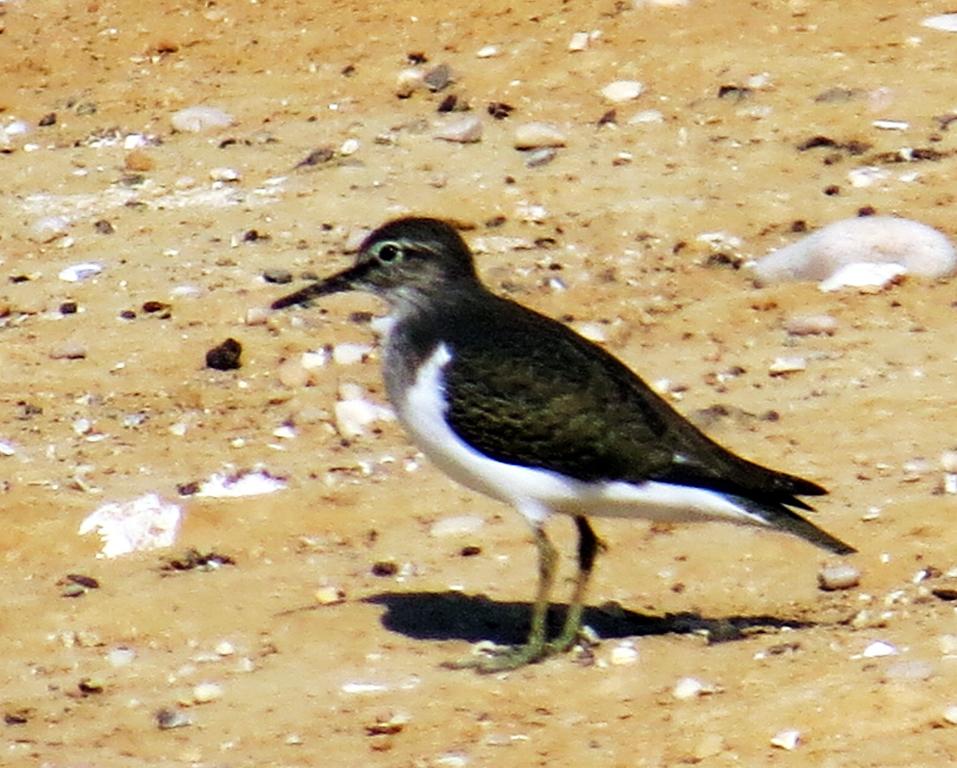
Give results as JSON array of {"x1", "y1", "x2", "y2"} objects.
[{"x1": 363, "y1": 591, "x2": 816, "y2": 646}]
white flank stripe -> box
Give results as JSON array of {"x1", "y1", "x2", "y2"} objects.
[{"x1": 398, "y1": 344, "x2": 768, "y2": 528}]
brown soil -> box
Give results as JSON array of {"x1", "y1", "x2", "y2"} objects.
[{"x1": 1, "y1": 1, "x2": 955, "y2": 765}]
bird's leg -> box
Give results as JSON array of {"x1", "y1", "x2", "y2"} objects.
[
  {"x1": 547, "y1": 516, "x2": 601, "y2": 654},
  {"x1": 444, "y1": 524, "x2": 558, "y2": 672}
]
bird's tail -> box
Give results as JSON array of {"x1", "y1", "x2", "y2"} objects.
[{"x1": 732, "y1": 495, "x2": 856, "y2": 555}]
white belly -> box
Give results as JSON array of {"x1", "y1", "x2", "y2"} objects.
[{"x1": 397, "y1": 344, "x2": 766, "y2": 528}]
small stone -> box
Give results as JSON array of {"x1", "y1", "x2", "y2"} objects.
[
  {"x1": 59, "y1": 262, "x2": 103, "y2": 282},
  {"x1": 818, "y1": 563, "x2": 860, "y2": 591},
  {"x1": 339, "y1": 138, "x2": 360, "y2": 156},
  {"x1": 215, "y1": 641, "x2": 235, "y2": 657},
  {"x1": 943, "y1": 705, "x2": 957, "y2": 725},
  {"x1": 784, "y1": 314, "x2": 837, "y2": 336},
  {"x1": 435, "y1": 115, "x2": 482, "y2": 143},
  {"x1": 568, "y1": 31, "x2": 590, "y2": 51},
  {"x1": 939, "y1": 451, "x2": 957, "y2": 473},
  {"x1": 768, "y1": 356, "x2": 807, "y2": 376},
  {"x1": 861, "y1": 640, "x2": 898, "y2": 658},
  {"x1": 525, "y1": 148, "x2": 557, "y2": 167},
  {"x1": 156, "y1": 707, "x2": 192, "y2": 730},
  {"x1": 315, "y1": 585, "x2": 346, "y2": 605},
  {"x1": 93, "y1": 219, "x2": 115, "y2": 235},
  {"x1": 205, "y1": 338, "x2": 242, "y2": 370},
  {"x1": 476, "y1": 44, "x2": 499, "y2": 58},
  {"x1": 170, "y1": 106, "x2": 234, "y2": 133},
  {"x1": 429, "y1": 515, "x2": 485, "y2": 537},
  {"x1": 513, "y1": 122, "x2": 567, "y2": 149},
  {"x1": 609, "y1": 641, "x2": 639, "y2": 666},
  {"x1": 601, "y1": 80, "x2": 644, "y2": 103},
  {"x1": 124, "y1": 149, "x2": 154, "y2": 172},
  {"x1": 770, "y1": 729, "x2": 801, "y2": 750},
  {"x1": 192, "y1": 682, "x2": 223, "y2": 704},
  {"x1": 50, "y1": 341, "x2": 87, "y2": 360},
  {"x1": 423, "y1": 63, "x2": 453, "y2": 92},
  {"x1": 262, "y1": 268, "x2": 293, "y2": 284},
  {"x1": 78, "y1": 677, "x2": 105, "y2": 695},
  {"x1": 209, "y1": 167, "x2": 240, "y2": 182},
  {"x1": 627, "y1": 109, "x2": 665, "y2": 125},
  {"x1": 245, "y1": 307, "x2": 270, "y2": 326},
  {"x1": 396, "y1": 68, "x2": 426, "y2": 98},
  {"x1": 923, "y1": 14, "x2": 957, "y2": 32},
  {"x1": 672, "y1": 677, "x2": 710, "y2": 700},
  {"x1": 332, "y1": 342, "x2": 371, "y2": 365},
  {"x1": 107, "y1": 647, "x2": 136, "y2": 667}
]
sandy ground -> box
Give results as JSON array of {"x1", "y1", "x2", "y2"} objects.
[{"x1": 1, "y1": 0, "x2": 956, "y2": 765}]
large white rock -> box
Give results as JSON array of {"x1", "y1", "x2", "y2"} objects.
[{"x1": 753, "y1": 216, "x2": 956, "y2": 285}]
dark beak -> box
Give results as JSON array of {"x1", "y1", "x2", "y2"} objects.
[{"x1": 270, "y1": 262, "x2": 369, "y2": 310}]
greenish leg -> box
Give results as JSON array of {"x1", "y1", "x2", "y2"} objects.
[
  {"x1": 444, "y1": 525, "x2": 558, "y2": 673},
  {"x1": 547, "y1": 516, "x2": 600, "y2": 654}
]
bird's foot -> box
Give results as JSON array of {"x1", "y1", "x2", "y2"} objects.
[{"x1": 441, "y1": 640, "x2": 551, "y2": 673}]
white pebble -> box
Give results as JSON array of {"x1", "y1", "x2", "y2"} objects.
[
  {"x1": 513, "y1": 122, "x2": 567, "y2": 149},
  {"x1": 943, "y1": 705, "x2": 957, "y2": 725},
  {"x1": 0, "y1": 440, "x2": 16, "y2": 457},
  {"x1": 476, "y1": 44, "x2": 500, "y2": 58},
  {"x1": 939, "y1": 451, "x2": 957, "y2": 473},
  {"x1": 272, "y1": 424, "x2": 296, "y2": 440},
  {"x1": 784, "y1": 314, "x2": 837, "y2": 336},
  {"x1": 435, "y1": 115, "x2": 483, "y2": 143},
  {"x1": 572, "y1": 322, "x2": 607, "y2": 343},
  {"x1": 332, "y1": 342, "x2": 371, "y2": 365},
  {"x1": 754, "y1": 216, "x2": 956, "y2": 285},
  {"x1": 568, "y1": 31, "x2": 590, "y2": 51},
  {"x1": 862, "y1": 640, "x2": 898, "y2": 658},
  {"x1": 192, "y1": 682, "x2": 224, "y2": 703},
  {"x1": 601, "y1": 80, "x2": 644, "y2": 103},
  {"x1": 300, "y1": 349, "x2": 329, "y2": 370},
  {"x1": 672, "y1": 677, "x2": 706, "y2": 700},
  {"x1": 334, "y1": 389, "x2": 395, "y2": 439},
  {"x1": 770, "y1": 729, "x2": 801, "y2": 750},
  {"x1": 922, "y1": 14, "x2": 957, "y2": 32},
  {"x1": 429, "y1": 515, "x2": 485, "y2": 538},
  {"x1": 872, "y1": 119, "x2": 909, "y2": 131},
  {"x1": 59, "y1": 262, "x2": 103, "y2": 282},
  {"x1": 107, "y1": 647, "x2": 136, "y2": 667},
  {"x1": 818, "y1": 564, "x2": 861, "y2": 591},
  {"x1": 245, "y1": 307, "x2": 269, "y2": 326},
  {"x1": 215, "y1": 641, "x2": 235, "y2": 656},
  {"x1": 170, "y1": 106, "x2": 234, "y2": 133},
  {"x1": 396, "y1": 68, "x2": 426, "y2": 98},
  {"x1": 209, "y1": 167, "x2": 240, "y2": 182},
  {"x1": 627, "y1": 109, "x2": 664, "y2": 124},
  {"x1": 341, "y1": 681, "x2": 389, "y2": 695},
  {"x1": 768, "y1": 356, "x2": 807, "y2": 376},
  {"x1": 609, "y1": 641, "x2": 639, "y2": 666},
  {"x1": 339, "y1": 138, "x2": 360, "y2": 156}
]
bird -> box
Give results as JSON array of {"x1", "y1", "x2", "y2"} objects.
[{"x1": 271, "y1": 216, "x2": 855, "y2": 672}]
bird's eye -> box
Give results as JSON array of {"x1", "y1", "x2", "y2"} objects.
[{"x1": 377, "y1": 243, "x2": 402, "y2": 263}]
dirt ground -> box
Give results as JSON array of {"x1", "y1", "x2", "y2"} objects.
[{"x1": 1, "y1": 0, "x2": 956, "y2": 765}]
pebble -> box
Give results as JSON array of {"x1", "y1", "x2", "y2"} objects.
[
  {"x1": 192, "y1": 682, "x2": 224, "y2": 703},
  {"x1": 262, "y1": 268, "x2": 293, "y2": 284},
  {"x1": 872, "y1": 119, "x2": 909, "y2": 131},
  {"x1": 476, "y1": 44, "x2": 500, "y2": 58},
  {"x1": 215, "y1": 640, "x2": 235, "y2": 656},
  {"x1": 943, "y1": 705, "x2": 957, "y2": 725},
  {"x1": 609, "y1": 641, "x2": 639, "y2": 666},
  {"x1": 429, "y1": 515, "x2": 485, "y2": 537},
  {"x1": 513, "y1": 122, "x2": 567, "y2": 149},
  {"x1": 753, "y1": 216, "x2": 956, "y2": 285},
  {"x1": 568, "y1": 31, "x2": 590, "y2": 51},
  {"x1": 784, "y1": 314, "x2": 837, "y2": 336},
  {"x1": 107, "y1": 647, "x2": 137, "y2": 667},
  {"x1": 206, "y1": 338, "x2": 242, "y2": 370},
  {"x1": 59, "y1": 262, "x2": 103, "y2": 282},
  {"x1": 435, "y1": 115, "x2": 482, "y2": 143},
  {"x1": 770, "y1": 729, "x2": 801, "y2": 750},
  {"x1": 335, "y1": 384, "x2": 395, "y2": 438},
  {"x1": 395, "y1": 68, "x2": 426, "y2": 97},
  {"x1": 922, "y1": 14, "x2": 957, "y2": 32},
  {"x1": 125, "y1": 149, "x2": 154, "y2": 172},
  {"x1": 156, "y1": 708, "x2": 192, "y2": 730},
  {"x1": 572, "y1": 322, "x2": 607, "y2": 343},
  {"x1": 818, "y1": 563, "x2": 860, "y2": 591},
  {"x1": 672, "y1": 677, "x2": 714, "y2": 700},
  {"x1": 332, "y1": 342, "x2": 371, "y2": 365},
  {"x1": 628, "y1": 109, "x2": 665, "y2": 124},
  {"x1": 525, "y1": 148, "x2": 557, "y2": 167},
  {"x1": 861, "y1": 640, "x2": 898, "y2": 658},
  {"x1": 170, "y1": 106, "x2": 234, "y2": 133},
  {"x1": 847, "y1": 166, "x2": 889, "y2": 188},
  {"x1": 245, "y1": 307, "x2": 269, "y2": 326},
  {"x1": 601, "y1": 80, "x2": 644, "y2": 103},
  {"x1": 768, "y1": 356, "x2": 806, "y2": 376},
  {"x1": 209, "y1": 167, "x2": 241, "y2": 182},
  {"x1": 50, "y1": 341, "x2": 87, "y2": 360},
  {"x1": 315, "y1": 585, "x2": 346, "y2": 605}
]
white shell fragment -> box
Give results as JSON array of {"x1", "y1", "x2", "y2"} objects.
[
  {"x1": 171, "y1": 106, "x2": 234, "y2": 133},
  {"x1": 513, "y1": 122, "x2": 567, "y2": 150},
  {"x1": 672, "y1": 677, "x2": 719, "y2": 700},
  {"x1": 753, "y1": 216, "x2": 956, "y2": 285},
  {"x1": 195, "y1": 468, "x2": 287, "y2": 498},
  {"x1": 476, "y1": 44, "x2": 500, "y2": 58},
  {"x1": 922, "y1": 14, "x2": 957, "y2": 32},
  {"x1": 435, "y1": 116, "x2": 483, "y2": 143},
  {"x1": 601, "y1": 80, "x2": 644, "y2": 103},
  {"x1": 79, "y1": 493, "x2": 182, "y2": 559},
  {"x1": 59, "y1": 262, "x2": 104, "y2": 282},
  {"x1": 768, "y1": 356, "x2": 807, "y2": 376},
  {"x1": 872, "y1": 119, "x2": 909, "y2": 131},
  {"x1": 943, "y1": 705, "x2": 957, "y2": 726},
  {"x1": 818, "y1": 563, "x2": 861, "y2": 591},
  {"x1": 861, "y1": 640, "x2": 898, "y2": 658},
  {"x1": 568, "y1": 31, "x2": 590, "y2": 51},
  {"x1": 192, "y1": 682, "x2": 224, "y2": 703},
  {"x1": 819, "y1": 263, "x2": 908, "y2": 293},
  {"x1": 609, "y1": 641, "x2": 639, "y2": 666},
  {"x1": 770, "y1": 729, "x2": 801, "y2": 751}
]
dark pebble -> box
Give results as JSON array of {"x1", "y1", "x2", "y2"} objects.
[
  {"x1": 39, "y1": 112, "x2": 57, "y2": 127},
  {"x1": 460, "y1": 545, "x2": 482, "y2": 557},
  {"x1": 263, "y1": 268, "x2": 293, "y2": 284},
  {"x1": 66, "y1": 573, "x2": 100, "y2": 589},
  {"x1": 59, "y1": 301, "x2": 78, "y2": 315},
  {"x1": 142, "y1": 300, "x2": 171, "y2": 315},
  {"x1": 487, "y1": 101, "x2": 514, "y2": 120},
  {"x1": 371, "y1": 560, "x2": 399, "y2": 577},
  {"x1": 119, "y1": 309, "x2": 136, "y2": 320},
  {"x1": 296, "y1": 147, "x2": 336, "y2": 168},
  {"x1": 93, "y1": 219, "x2": 115, "y2": 234},
  {"x1": 205, "y1": 338, "x2": 242, "y2": 370}
]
